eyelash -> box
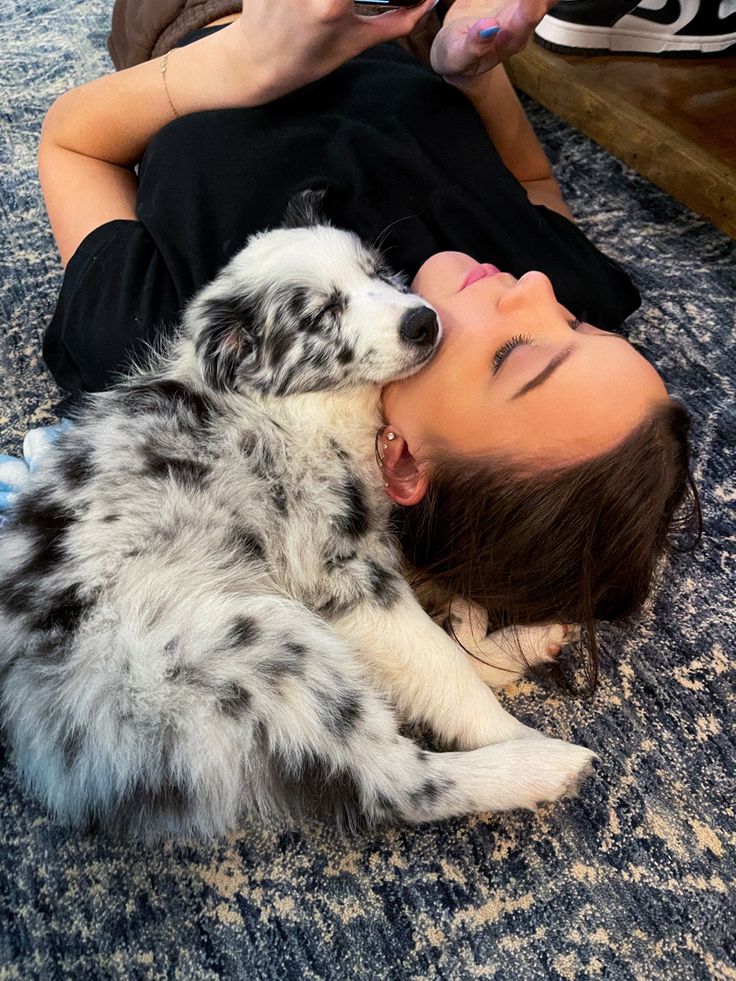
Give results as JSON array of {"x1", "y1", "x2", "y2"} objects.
[
  {"x1": 491, "y1": 318, "x2": 581, "y2": 375},
  {"x1": 492, "y1": 333, "x2": 533, "y2": 374}
]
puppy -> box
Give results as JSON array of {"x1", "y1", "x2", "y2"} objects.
[{"x1": 0, "y1": 192, "x2": 595, "y2": 838}]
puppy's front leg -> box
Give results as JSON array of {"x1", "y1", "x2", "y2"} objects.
[
  {"x1": 438, "y1": 599, "x2": 572, "y2": 691},
  {"x1": 330, "y1": 584, "x2": 537, "y2": 750}
]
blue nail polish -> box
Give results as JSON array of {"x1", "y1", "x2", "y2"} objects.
[{"x1": 479, "y1": 26, "x2": 500, "y2": 38}]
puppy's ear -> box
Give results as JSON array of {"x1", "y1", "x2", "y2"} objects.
[
  {"x1": 281, "y1": 188, "x2": 330, "y2": 229},
  {"x1": 194, "y1": 293, "x2": 259, "y2": 391}
]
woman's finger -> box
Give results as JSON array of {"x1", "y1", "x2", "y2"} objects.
[
  {"x1": 462, "y1": 17, "x2": 502, "y2": 60},
  {"x1": 430, "y1": 15, "x2": 503, "y2": 77}
]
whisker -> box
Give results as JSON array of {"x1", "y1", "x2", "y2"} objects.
[{"x1": 371, "y1": 214, "x2": 417, "y2": 254}]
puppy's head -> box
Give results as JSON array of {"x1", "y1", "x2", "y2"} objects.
[{"x1": 184, "y1": 191, "x2": 441, "y2": 397}]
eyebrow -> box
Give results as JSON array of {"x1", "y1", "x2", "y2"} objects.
[{"x1": 511, "y1": 345, "x2": 574, "y2": 400}]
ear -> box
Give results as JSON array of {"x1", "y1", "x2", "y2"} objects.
[
  {"x1": 193, "y1": 293, "x2": 259, "y2": 391},
  {"x1": 379, "y1": 428, "x2": 431, "y2": 507},
  {"x1": 281, "y1": 188, "x2": 331, "y2": 229}
]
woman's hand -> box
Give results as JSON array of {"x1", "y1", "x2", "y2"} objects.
[
  {"x1": 237, "y1": 0, "x2": 441, "y2": 102},
  {"x1": 429, "y1": 0, "x2": 556, "y2": 84}
]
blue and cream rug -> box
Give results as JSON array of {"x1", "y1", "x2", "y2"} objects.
[{"x1": 1, "y1": 2, "x2": 734, "y2": 978}]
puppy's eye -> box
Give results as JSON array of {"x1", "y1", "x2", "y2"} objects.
[{"x1": 375, "y1": 269, "x2": 408, "y2": 293}]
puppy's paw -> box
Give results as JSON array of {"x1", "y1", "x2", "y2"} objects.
[
  {"x1": 465, "y1": 623, "x2": 579, "y2": 691},
  {"x1": 541, "y1": 623, "x2": 581, "y2": 659},
  {"x1": 504, "y1": 737, "x2": 598, "y2": 810},
  {"x1": 539, "y1": 622, "x2": 566, "y2": 659}
]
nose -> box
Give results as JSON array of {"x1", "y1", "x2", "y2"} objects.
[
  {"x1": 399, "y1": 307, "x2": 439, "y2": 348},
  {"x1": 498, "y1": 271, "x2": 556, "y2": 315}
]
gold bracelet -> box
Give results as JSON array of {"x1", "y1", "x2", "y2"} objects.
[{"x1": 160, "y1": 50, "x2": 180, "y2": 119}]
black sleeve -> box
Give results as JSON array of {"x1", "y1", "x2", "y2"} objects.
[{"x1": 43, "y1": 220, "x2": 184, "y2": 395}]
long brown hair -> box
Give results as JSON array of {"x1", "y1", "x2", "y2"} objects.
[{"x1": 393, "y1": 399, "x2": 701, "y2": 695}]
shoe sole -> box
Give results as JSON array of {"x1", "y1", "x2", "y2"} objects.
[{"x1": 534, "y1": 16, "x2": 736, "y2": 54}]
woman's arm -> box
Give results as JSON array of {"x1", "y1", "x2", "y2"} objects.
[
  {"x1": 38, "y1": 24, "x2": 277, "y2": 266},
  {"x1": 430, "y1": 0, "x2": 574, "y2": 220},
  {"x1": 448, "y1": 65, "x2": 575, "y2": 220},
  {"x1": 39, "y1": 0, "x2": 439, "y2": 266}
]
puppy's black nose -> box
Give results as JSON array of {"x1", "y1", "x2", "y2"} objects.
[{"x1": 399, "y1": 307, "x2": 439, "y2": 348}]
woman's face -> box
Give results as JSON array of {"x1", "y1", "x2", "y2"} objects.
[{"x1": 382, "y1": 252, "x2": 669, "y2": 468}]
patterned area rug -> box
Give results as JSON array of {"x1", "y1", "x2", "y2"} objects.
[{"x1": 1, "y1": 2, "x2": 734, "y2": 978}]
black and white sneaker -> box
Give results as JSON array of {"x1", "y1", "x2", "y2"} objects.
[{"x1": 535, "y1": 0, "x2": 736, "y2": 55}]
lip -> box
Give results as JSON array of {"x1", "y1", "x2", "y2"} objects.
[{"x1": 460, "y1": 263, "x2": 501, "y2": 291}]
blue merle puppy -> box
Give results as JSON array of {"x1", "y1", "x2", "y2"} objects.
[{"x1": 0, "y1": 193, "x2": 596, "y2": 839}]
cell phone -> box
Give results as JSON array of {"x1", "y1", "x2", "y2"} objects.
[{"x1": 354, "y1": 1, "x2": 427, "y2": 9}]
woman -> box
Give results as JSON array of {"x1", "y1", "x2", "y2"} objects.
[{"x1": 32, "y1": 0, "x2": 699, "y2": 691}]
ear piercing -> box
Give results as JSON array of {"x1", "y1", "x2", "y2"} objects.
[{"x1": 378, "y1": 431, "x2": 396, "y2": 487}]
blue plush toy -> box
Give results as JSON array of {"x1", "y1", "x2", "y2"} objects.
[{"x1": 0, "y1": 420, "x2": 72, "y2": 527}]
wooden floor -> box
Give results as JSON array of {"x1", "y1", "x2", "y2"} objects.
[{"x1": 506, "y1": 45, "x2": 736, "y2": 237}]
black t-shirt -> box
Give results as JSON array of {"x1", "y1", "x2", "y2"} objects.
[{"x1": 44, "y1": 39, "x2": 640, "y2": 395}]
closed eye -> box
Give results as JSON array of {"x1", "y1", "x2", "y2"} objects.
[
  {"x1": 491, "y1": 318, "x2": 581, "y2": 375},
  {"x1": 366, "y1": 256, "x2": 409, "y2": 292},
  {"x1": 492, "y1": 333, "x2": 533, "y2": 374},
  {"x1": 373, "y1": 271, "x2": 406, "y2": 292}
]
